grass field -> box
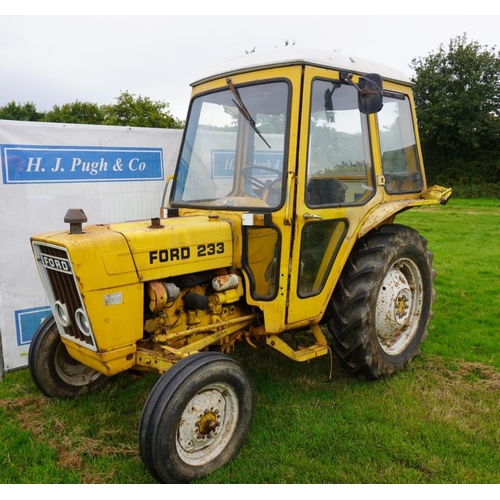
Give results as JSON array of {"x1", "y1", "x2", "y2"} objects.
[{"x1": 0, "y1": 198, "x2": 499, "y2": 484}]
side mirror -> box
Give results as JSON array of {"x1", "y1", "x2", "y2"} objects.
[{"x1": 357, "y1": 73, "x2": 383, "y2": 114}]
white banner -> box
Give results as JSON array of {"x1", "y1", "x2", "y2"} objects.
[{"x1": 0, "y1": 120, "x2": 182, "y2": 375}]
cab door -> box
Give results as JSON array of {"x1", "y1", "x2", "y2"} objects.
[{"x1": 286, "y1": 67, "x2": 378, "y2": 325}]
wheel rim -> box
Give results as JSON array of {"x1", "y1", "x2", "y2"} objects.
[
  {"x1": 54, "y1": 342, "x2": 103, "y2": 386},
  {"x1": 375, "y1": 257, "x2": 423, "y2": 355},
  {"x1": 176, "y1": 382, "x2": 239, "y2": 466}
]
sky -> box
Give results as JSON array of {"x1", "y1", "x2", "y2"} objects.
[{"x1": 2, "y1": 5, "x2": 500, "y2": 122}]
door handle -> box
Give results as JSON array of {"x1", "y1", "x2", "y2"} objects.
[
  {"x1": 303, "y1": 213, "x2": 323, "y2": 220},
  {"x1": 284, "y1": 171, "x2": 295, "y2": 225}
]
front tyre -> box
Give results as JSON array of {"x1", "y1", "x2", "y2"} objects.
[
  {"x1": 28, "y1": 314, "x2": 108, "y2": 398},
  {"x1": 139, "y1": 352, "x2": 254, "y2": 483},
  {"x1": 328, "y1": 224, "x2": 436, "y2": 379}
]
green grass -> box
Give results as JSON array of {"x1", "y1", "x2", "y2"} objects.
[
  {"x1": 396, "y1": 198, "x2": 500, "y2": 370},
  {"x1": 1, "y1": 198, "x2": 499, "y2": 484}
]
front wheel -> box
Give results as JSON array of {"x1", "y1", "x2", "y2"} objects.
[
  {"x1": 139, "y1": 352, "x2": 254, "y2": 483},
  {"x1": 28, "y1": 314, "x2": 108, "y2": 398},
  {"x1": 328, "y1": 224, "x2": 436, "y2": 379}
]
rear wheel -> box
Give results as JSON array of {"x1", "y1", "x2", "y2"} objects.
[
  {"x1": 328, "y1": 224, "x2": 435, "y2": 379},
  {"x1": 139, "y1": 351, "x2": 254, "y2": 483},
  {"x1": 28, "y1": 315, "x2": 108, "y2": 398}
]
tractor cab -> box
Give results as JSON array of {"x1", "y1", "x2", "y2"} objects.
[{"x1": 166, "y1": 47, "x2": 447, "y2": 334}]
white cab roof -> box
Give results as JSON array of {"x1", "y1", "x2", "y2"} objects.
[{"x1": 192, "y1": 46, "x2": 411, "y2": 86}]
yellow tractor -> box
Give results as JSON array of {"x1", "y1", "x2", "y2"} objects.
[{"x1": 29, "y1": 47, "x2": 451, "y2": 483}]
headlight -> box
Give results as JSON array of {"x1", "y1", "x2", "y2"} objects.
[
  {"x1": 54, "y1": 300, "x2": 71, "y2": 327},
  {"x1": 75, "y1": 308, "x2": 92, "y2": 336}
]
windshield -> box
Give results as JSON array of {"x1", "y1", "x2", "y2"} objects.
[{"x1": 171, "y1": 80, "x2": 289, "y2": 210}]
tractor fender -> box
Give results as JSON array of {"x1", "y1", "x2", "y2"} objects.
[
  {"x1": 358, "y1": 199, "x2": 424, "y2": 238},
  {"x1": 358, "y1": 185, "x2": 452, "y2": 238}
]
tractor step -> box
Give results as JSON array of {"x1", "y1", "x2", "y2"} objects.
[
  {"x1": 294, "y1": 343, "x2": 330, "y2": 361},
  {"x1": 266, "y1": 326, "x2": 330, "y2": 362}
]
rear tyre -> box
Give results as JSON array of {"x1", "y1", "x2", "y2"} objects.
[
  {"x1": 328, "y1": 224, "x2": 435, "y2": 379},
  {"x1": 28, "y1": 314, "x2": 108, "y2": 398},
  {"x1": 139, "y1": 351, "x2": 254, "y2": 483}
]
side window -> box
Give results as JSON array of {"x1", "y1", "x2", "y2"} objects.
[
  {"x1": 378, "y1": 95, "x2": 423, "y2": 194},
  {"x1": 306, "y1": 79, "x2": 374, "y2": 207},
  {"x1": 298, "y1": 220, "x2": 347, "y2": 297}
]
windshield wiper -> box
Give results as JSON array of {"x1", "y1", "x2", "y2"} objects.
[{"x1": 226, "y1": 78, "x2": 271, "y2": 149}]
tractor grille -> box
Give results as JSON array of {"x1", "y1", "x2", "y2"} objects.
[{"x1": 33, "y1": 243, "x2": 96, "y2": 350}]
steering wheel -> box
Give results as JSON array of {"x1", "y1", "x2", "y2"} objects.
[{"x1": 241, "y1": 165, "x2": 282, "y2": 195}]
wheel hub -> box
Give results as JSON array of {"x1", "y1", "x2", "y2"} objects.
[
  {"x1": 374, "y1": 257, "x2": 424, "y2": 356},
  {"x1": 176, "y1": 383, "x2": 239, "y2": 465},
  {"x1": 376, "y1": 267, "x2": 413, "y2": 340},
  {"x1": 197, "y1": 410, "x2": 220, "y2": 436},
  {"x1": 54, "y1": 342, "x2": 103, "y2": 386},
  {"x1": 395, "y1": 291, "x2": 411, "y2": 320}
]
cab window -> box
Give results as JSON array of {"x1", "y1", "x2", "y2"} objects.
[
  {"x1": 306, "y1": 79, "x2": 374, "y2": 207},
  {"x1": 378, "y1": 94, "x2": 423, "y2": 194}
]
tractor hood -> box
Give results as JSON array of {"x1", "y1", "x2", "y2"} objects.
[
  {"x1": 111, "y1": 215, "x2": 234, "y2": 282},
  {"x1": 31, "y1": 214, "x2": 234, "y2": 291}
]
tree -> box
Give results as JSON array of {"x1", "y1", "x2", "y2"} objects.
[
  {"x1": 44, "y1": 101, "x2": 104, "y2": 125},
  {"x1": 0, "y1": 92, "x2": 184, "y2": 129},
  {"x1": 0, "y1": 101, "x2": 45, "y2": 121},
  {"x1": 102, "y1": 91, "x2": 184, "y2": 129},
  {"x1": 411, "y1": 34, "x2": 500, "y2": 151},
  {"x1": 411, "y1": 34, "x2": 500, "y2": 191}
]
